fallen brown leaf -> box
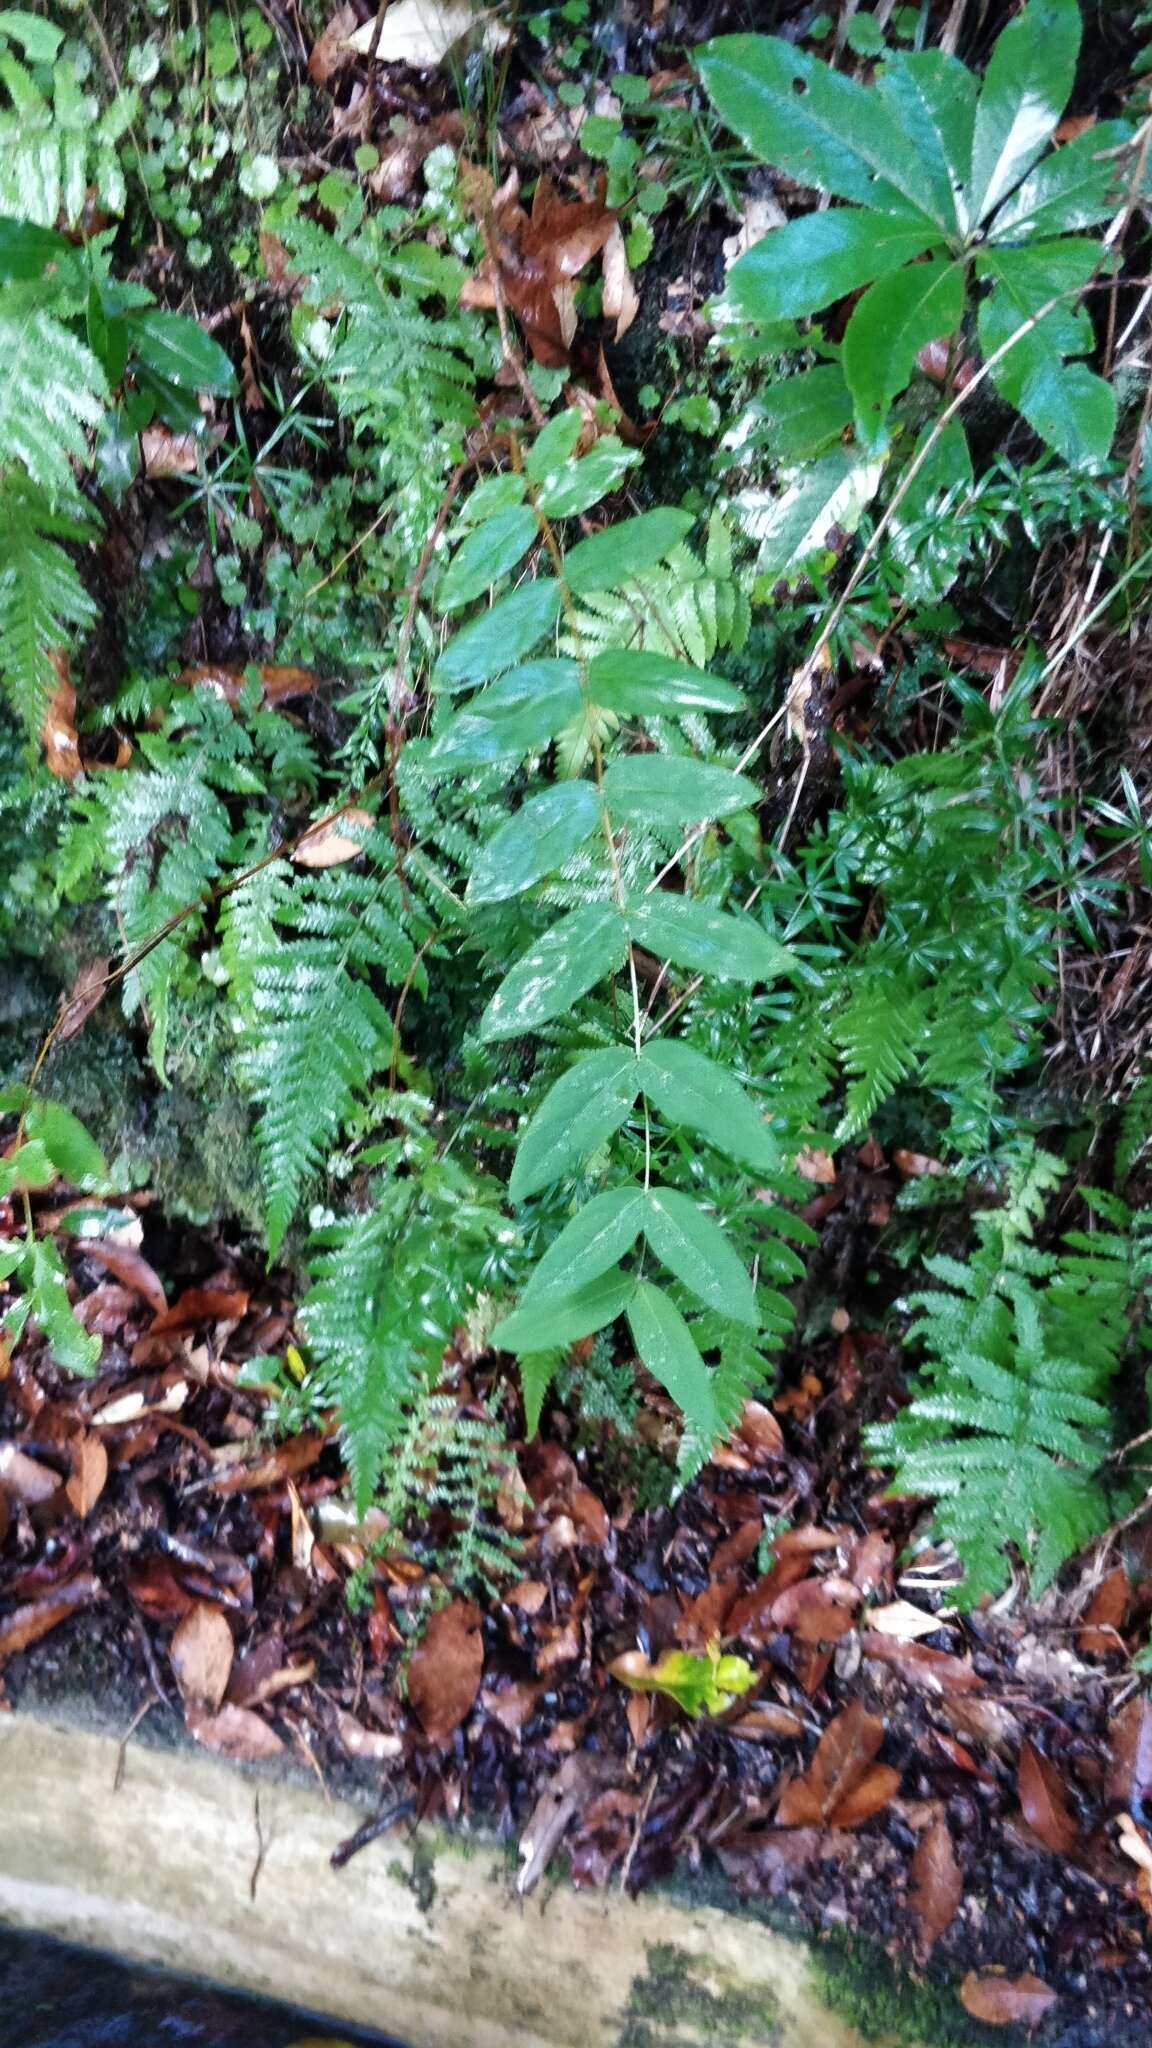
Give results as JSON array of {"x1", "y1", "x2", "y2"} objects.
[
  {"x1": 308, "y1": 2, "x2": 357, "y2": 81},
  {"x1": 186, "y1": 1700, "x2": 285, "y2": 1761},
  {"x1": 1108, "y1": 1694, "x2": 1152, "y2": 1809},
  {"x1": 407, "y1": 1598, "x2": 483, "y2": 1745},
  {"x1": 959, "y1": 1972, "x2": 1058, "y2": 2027},
  {"x1": 461, "y1": 171, "x2": 617, "y2": 368},
  {"x1": 55, "y1": 957, "x2": 109, "y2": 1043},
  {"x1": 911, "y1": 1814, "x2": 963, "y2": 1958},
  {"x1": 151, "y1": 1284, "x2": 249, "y2": 1333},
  {"x1": 41, "y1": 651, "x2": 81, "y2": 781},
  {"x1": 292, "y1": 807, "x2": 376, "y2": 868},
  {"x1": 208, "y1": 1429, "x2": 329, "y2": 1493},
  {"x1": 65, "y1": 1434, "x2": 108, "y2": 1518},
  {"x1": 81, "y1": 1239, "x2": 168, "y2": 1316},
  {"x1": 1078, "y1": 1566, "x2": 1129, "y2": 1656},
  {"x1": 170, "y1": 1601, "x2": 234, "y2": 1712},
  {"x1": 0, "y1": 1442, "x2": 61, "y2": 1506},
  {"x1": 777, "y1": 1700, "x2": 894, "y2": 1828},
  {"x1": 332, "y1": 1707, "x2": 403, "y2": 1760},
  {"x1": 506, "y1": 1578, "x2": 548, "y2": 1615},
  {"x1": 0, "y1": 1572, "x2": 101, "y2": 1662},
  {"x1": 343, "y1": 0, "x2": 511, "y2": 64},
  {"x1": 715, "y1": 1825, "x2": 849, "y2": 1895},
  {"x1": 860, "y1": 1632, "x2": 981, "y2": 1694},
  {"x1": 600, "y1": 223, "x2": 638, "y2": 341},
  {"x1": 771, "y1": 1575, "x2": 860, "y2": 1645},
  {"x1": 867, "y1": 1599, "x2": 948, "y2": 1641},
  {"x1": 141, "y1": 426, "x2": 200, "y2": 477},
  {"x1": 1018, "y1": 1739, "x2": 1080, "y2": 1855}
]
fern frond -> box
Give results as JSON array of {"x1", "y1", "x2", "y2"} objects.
[
  {"x1": 0, "y1": 52, "x2": 133, "y2": 226},
  {"x1": 0, "y1": 482, "x2": 96, "y2": 738},
  {"x1": 0, "y1": 312, "x2": 106, "y2": 500},
  {"x1": 834, "y1": 983, "x2": 926, "y2": 1135}
]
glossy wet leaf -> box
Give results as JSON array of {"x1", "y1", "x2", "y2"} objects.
[
  {"x1": 723, "y1": 209, "x2": 940, "y2": 327},
  {"x1": 438, "y1": 504, "x2": 538, "y2": 611},
  {"x1": 842, "y1": 257, "x2": 965, "y2": 440},
  {"x1": 478, "y1": 903, "x2": 627, "y2": 1042},
  {"x1": 637, "y1": 1040, "x2": 781, "y2": 1172},
  {"x1": 565, "y1": 508, "x2": 694, "y2": 595},
  {"x1": 128, "y1": 309, "x2": 236, "y2": 392},
  {"x1": 991, "y1": 119, "x2": 1133, "y2": 240},
  {"x1": 433, "y1": 579, "x2": 560, "y2": 692},
  {"x1": 627, "y1": 894, "x2": 795, "y2": 985},
  {"x1": 874, "y1": 50, "x2": 978, "y2": 236},
  {"x1": 641, "y1": 1187, "x2": 758, "y2": 1327},
  {"x1": 626, "y1": 1279, "x2": 719, "y2": 1440},
  {"x1": 749, "y1": 366, "x2": 852, "y2": 465},
  {"x1": 493, "y1": 1267, "x2": 637, "y2": 1355},
  {"x1": 588, "y1": 649, "x2": 744, "y2": 717},
  {"x1": 967, "y1": 0, "x2": 1080, "y2": 223},
  {"x1": 509, "y1": 1046, "x2": 640, "y2": 1201},
  {"x1": 604, "y1": 755, "x2": 758, "y2": 827},
  {"x1": 518, "y1": 1184, "x2": 647, "y2": 1305},
  {"x1": 610, "y1": 1640, "x2": 755, "y2": 1717},
  {"x1": 467, "y1": 781, "x2": 602, "y2": 905}
]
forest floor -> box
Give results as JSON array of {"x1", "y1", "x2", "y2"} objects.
[{"x1": 2, "y1": 1181, "x2": 1151, "y2": 2048}]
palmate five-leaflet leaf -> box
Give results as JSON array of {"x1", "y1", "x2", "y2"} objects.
[{"x1": 697, "y1": 0, "x2": 1128, "y2": 464}]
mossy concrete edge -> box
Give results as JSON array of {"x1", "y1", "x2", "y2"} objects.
[{"x1": 0, "y1": 1709, "x2": 921, "y2": 2048}]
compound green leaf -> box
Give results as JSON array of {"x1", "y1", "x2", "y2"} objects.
[
  {"x1": 510, "y1": 1046, "x2": 641, "y2": 1202},
  {"x1": 967, "y1": 0, "x2": 1081, "y2": 224},
  {"x1": 842, "y1": 256, "x2": 966, "y2": 440},
  {"x1": 433, "y1": 579, "x2": 561, "y2": 693},
  {"x1": 723, "y1": 209, "x2": 941, "y2": 327},
  {"x1": 438, "y1": 505, "x2": 538, "y2": 612},
  {"x1": 589, "y1": 649, "x2": 743, "y2": 717},
  {"x1": 626, "y1": 1280, "x2": 719, "y2": 1441},
  {"x1": 990, "y1": 120, "x2": 1133, "y2": 240},
  {"x1": 642, "y1": 1188, "x2": 758, "y2": 1326},
  {"x1": 479, "y1": 903, "x2": 628, "y2": 1041},
  {"x1": 628, "y1": 894, "x2": 795, "y2": 985},
  {"x1": 636, "y1": 1041, "x2": 781, "y2": 1173},
  {"x1": 696, "y1": 34, "x2": 944, "y2": 223},
  {"x1": 467, "y1": 781, "x2": 602, "y2": 905},
  {"x1": 566, "y1": 508, "x2": 694, "y2": 595},
  {"x1": 519, "y1": 1350, "x2": 559, "y2": 1436},
  {"x1": 875, "y1": 50, "x2": 978, "y2": 236},
  {"x1": 128, "y1": 309, "x2": 236, "y2": 393},
  {"x1": 750, "y1": 365, "x2": 853, "y2": 464},
  {"x1": 493, "y1": 1266, "x2": 637, "y2": 1355},
  {"x1": 536, "y1": 436, "x2": 640, "y2": 518},
  {"x1": 518, "y1": 1184, "x2": 648, "y2": 1305},
  {"x1": 604, "y1": 755, "x2": 758, "y2": 828},
  {"x1": 24, "y1": 1099, "x2": 107, "y2": 1190}
]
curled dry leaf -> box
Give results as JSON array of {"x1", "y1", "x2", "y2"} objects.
[
  {"x1": 343, "y1": 0, "x2": 511, "y2": 65},
  {"x1": 56, "y1": 957, "x2": 109, "y2": 1044},
  {"x1": 860, "y1": 1631, "x2": 981, "y2": 1695},
  {"x1": 333, "y1": 1707, "x2": 403, "y2": 1761},
  {"x1": 771, "y1": 1575, "x2": 860, "y2": 1645},
  {"x1": 42, "y1": 651, "x2": 81, "y2": 781},
  {"x1": 959, "y1": 1972, "x2": 1058, "y2": 2027},
  {"x1": 308, "y1": 3, "x2": 358, "y2": 81},
  {"x1": 1017, "y1": 1739, "x2": 1080, "y2": 1856},
  {"x1": 867, "y1": 1599, "x2": 950, "y2": 1641},
  {"x1": 141, "y1": 426, "x2": 200, "y2": 477},
  {"x1": 186, "y1": 1701, "x2": 285, "y2": 1761},
  {"x1": 1078, "y1": 1566, "x2": 1129, "y2": 1655},
  {"x1": 151, "y1": 1283, "x2": 249, "y2": 1333},
  {"x1": 179, "y1": 664, "x2": 320, "y2": 710},
  {"x1": 600, "y1": 223, "x2": 638, "y2": 341},
  {"x1": 82, "y1": 1238, "x2": 168, "y2": 1315},
  {"x1": 0, "y1": 1572, "x2": 101, "y2": 1663},
  {"x1": 170, "y1": 1601, "x2": 234, "y2": 1712},
  {"x1": 910, "y1": 1814, "x2": 963, "y2": 1958},
  {"x1": 776, "y1": 1700, "x2": 895, "y2": 1828},
  {"x1": 506, "y1": 1578, "x2": 548, "y2": 1615},
  {"x1": 65, "y1": 1434, "x2": 108, "y2": 1518},
  {"x1": 1107, "y1": 1693, "x2": 1152, "y2": 1809},
  {"x1": 407, "y1": 1597, "x2": 484, "y2": 1745},
  {"x1": 0, "y1": 1442, "x2": 61, "y2": 1506},
  {"x1": 292, "y1": 807, "x2": 376, "y2": 868},
  {"x1": 461, "y1": 171, "x2": 617, "y2": 368}
]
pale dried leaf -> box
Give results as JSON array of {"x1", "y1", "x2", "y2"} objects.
[
  {"x1": 867, "y1": 1599, "x2": 950, "y2": 1641},
  {"x1": 292, "y1": 807, "x2": 376, "y2": 868},
  {"x1": 344, "y1": 0, "x2": 510, "y2": 65},
  {"x1": 66, "y1": 1434, "x2": 108, "y2": 1518},
  {"x1": 601, "y1": 224, "x2": 638, "y2": 341},
  {"x1": 170, "y1": 1602, "x2": 234, "y2": 1712},
  {"x1": 959, "y1": 1972, "x2": 1058, "y2": 2027},
  {"x1": 186, "y1": 1701, "x2": 285, "y2": 1760}
]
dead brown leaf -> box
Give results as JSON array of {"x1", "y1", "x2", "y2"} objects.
[
  {"x1": 407, "y1": 1597, "x2": 483, "y2": 1745},
  {"x1": 55, "y1": 957, "x2": 109, "y2": 1044},
  {"x1": 42, "y1": 651, "x2": 81, "y2": 781},
  {"x1": 729, "y1": 1702, "x2": 805, "y2": 1742},
  {"x1": 867, "y1": 1599, "x2": 948, "y2": 1641},
  {"x1": 332, "y1": 1707, "x2": 403, "y2": 1760},
  {"x1": 777, "y1": 1700, "x2": 895, "y2": 1828},
  {"x1": 860, "y1": 1632, "x2": 981, "y2": 1694},
  {"x1": 209, "y1": 1428, "x2": 329, "y2": 1494},
  {"x1": 1108, "y1": 1693, "x2": 1152, "y2": 1809},
  {"x1": 959, "y1": 1972, "x2": 1058, "y2": 2028},
  {"x1": 0, "y1": 1442, "x2": 62, "y2": 1506},
  {"x1": 911, "y1": 1814, "x2": 963, "y2": 1958},
  {"x1": 771, "y1": 1575, "x2": 860, "y2": 1645},
  {"x1": 292, "y1": 807, "x2": 376, "y2": 868},
  {"x1": 600, "y1": 223, "x2": 638, "y2": 341},
  {"x1": 170, "y1": 1601, "x2": 234, "y2": 1712},
  {"x1": 65, "y1": 1434, "x2": 108, "y2": 1518},
  {"x1": 308, "y1": 3, "x2": 357, "y2": 82},
  {"x1": 1017, "y1": 1739, "x2": 1080, "y2": 1855},
  {"x1": 186, "y1": 1700, "x2": 285, "y2": 1761},
  {"x1": 141, "y1": 426, "x2": 200, "y2": 478},
  {"x1": 82, "y1": 1239, "x2": 168, "y2": 1315},
  {"x1": 179, "y1": 663, "x2": 320, "y2": 710},
  {"x1": 461, "y1": 171, "x2": 617, "y2": 367},
  {"x1": 506, "y1": 1578, "x2": 548, "y2": 1615},
  {"x1": 715, "y1": 1825, "x2": 849, "y2": 1896},
  {"x1": 151, "y1": 1283, "x2": 249, "y2": 1334},
  {"x1": 0, "y1": 1572, "x2": 101, "y2": 1662},
  {"x1": 1078, "y1": 1566, "x2": 1129, "y2": 1655}
]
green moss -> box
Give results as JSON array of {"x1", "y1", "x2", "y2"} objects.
[
  {"x1": 810, "y1": 1929, "x2": 994, "y2": 2048},
  {"x1": 615, "y1": 1942, "x2": 783, "y2": 2047}
]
